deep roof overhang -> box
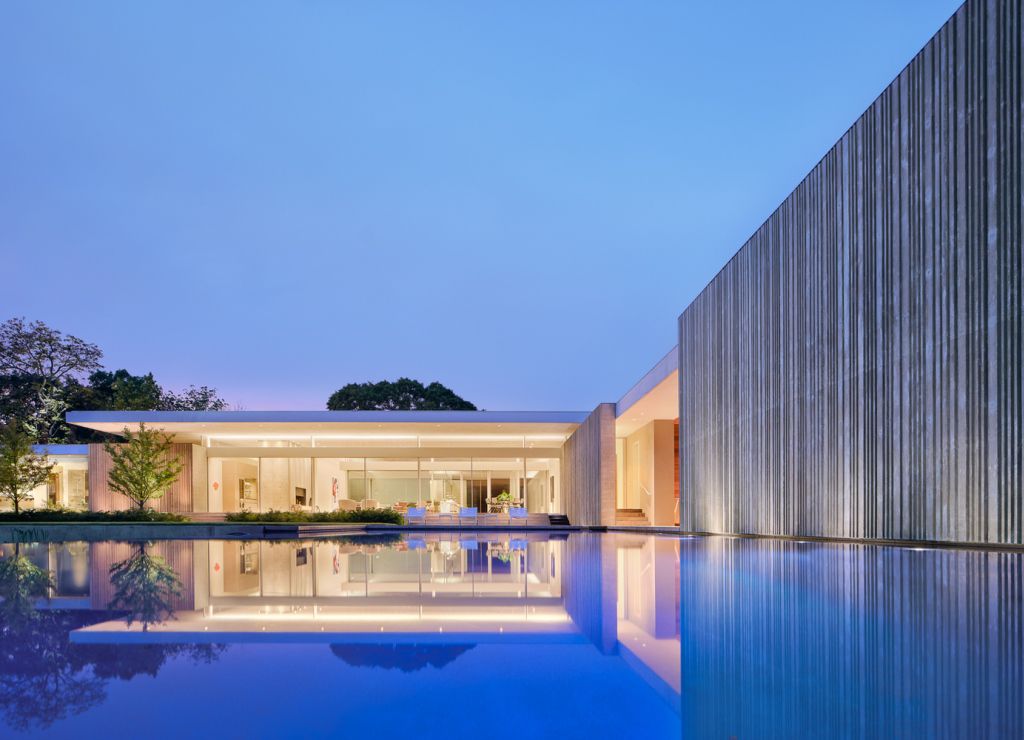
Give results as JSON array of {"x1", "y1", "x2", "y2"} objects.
[{"x1": 65, "y1": 410, "x2": 588, "y2": 441}]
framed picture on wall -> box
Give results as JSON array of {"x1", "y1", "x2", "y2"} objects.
[{"x1": 239, "y1": 478, "x2": 258, "y2": 505}]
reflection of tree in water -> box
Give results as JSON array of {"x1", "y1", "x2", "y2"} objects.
[
  {"x1": 0, "y1": 546, "x2": 52, "y2": 622},
  {"x1": 108, "y1": 542, "x2": 181, "y2": 630},
  {"x1": 0, "y1": 544, "x2": 225, "y2": 732},
  {"x1": 0, "y1": 610, "x2": 107, "y2": 732},
  {"x1": 330, "y1": 643, "x2": 475, "y2": 672}
]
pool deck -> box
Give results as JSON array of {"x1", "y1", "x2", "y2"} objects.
[
  {"x1": 2, "y1": 522, "x2": 1021, "y2": 550},
  {"x1": 0, "y1": 520, "x2": 687, "y2": 542}
]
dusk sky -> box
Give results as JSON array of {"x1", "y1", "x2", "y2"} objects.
[{"x1": 1, "y1": 1, "x2": 961, "y2": 411}]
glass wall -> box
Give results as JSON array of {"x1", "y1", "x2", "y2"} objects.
[
  {"x1": 206, "y1": 454, "x2": 561, "y2": 514},
  {"x1": 17, "y1": 454, "x2": 89, "y2": 511},
  {"x1": 365, "y1": 458, "x2": 420, "y2": 509},
  {"x1": 313, "y1": 457, "x2": 361, "y2": 511},
  {"x1": 260, "y1": 458, "x2": 312, "y2": 511},
  {"x1": 208, "y1": 457, "x2": 259, "y2": 513}
]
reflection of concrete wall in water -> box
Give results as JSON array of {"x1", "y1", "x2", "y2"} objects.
[
  {"x1": 88, "y1": 541, "x2": 195, "y2": 612},
  {"x1": 679, "y1": 538, "x2": 1024, "y2": 738},
  {"x1": 561, "y1": 533, "x2": 616, "y2": 653}
]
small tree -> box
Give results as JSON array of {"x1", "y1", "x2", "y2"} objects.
[
  {"x1": 108, "y1": 542, "x2": 182, "y2": 630},
  {"x1": 0, "y1": 423, "x2": 54, "y2": 514},
  {"x1": 104, "y1": 423, "x2": 182, "y2": 511}
]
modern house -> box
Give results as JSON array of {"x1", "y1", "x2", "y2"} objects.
[
  {"x1": 29, "y1": 347, "x2": 680, "y2": 527},
  {"x1": 20, "y1": 0, "x2": 1023, "y2": 545}
]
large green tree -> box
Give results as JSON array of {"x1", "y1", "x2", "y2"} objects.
[
  {"x1": 0, "y1": 423, "x2": 54, "y2": 514},
  {"x1": 0, "y1": 318, "x2": 102, "y2": 443},
  {"x1": 1, "y1": 318, "x2": 230, "y2": 444},
  {"x1": 104, "y1": 424, "x2": 183, "y2": 510},
  {"x1": 159, "y1": 384, "x2": 227, "y2": 411},
  {"x1": 327, "y1": 378, "x2": 477, "y2": 411},
  {"x1": 68, "y1": 369, "x2": 163, "y2": 411}
]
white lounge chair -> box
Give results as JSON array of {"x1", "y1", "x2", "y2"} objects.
[
  {"x1": 338, "y1": 499, "x2": 359, "y2": 512},
  {"x1": 459, "y1": 507, "x2": 478, "y2": 525},
  {"x1": 405, "y1": 506, "x2": 426, "y2": 525},
  {"x1": 509, "y1": 507, "x2": 528, "y2": 526},
  {"x1": 362, "y1": 499, "x2": 381, "y2": 510}
]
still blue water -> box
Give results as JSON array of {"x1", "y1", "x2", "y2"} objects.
[{"x1": 0, "y1": 533, "x2": 1020, "y2": 738}]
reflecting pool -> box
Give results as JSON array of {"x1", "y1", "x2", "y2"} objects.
[{"x1": 0, "y1": 533, "x2": 1020, "y2": 738}]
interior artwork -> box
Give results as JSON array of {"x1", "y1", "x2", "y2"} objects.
[{"x1": 240, "y1": 478, "x2": 258, "y2": 505}]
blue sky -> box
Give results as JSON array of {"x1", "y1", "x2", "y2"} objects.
[{"x1": 1, "y1": 0, "x2": 961, "y2": 411}]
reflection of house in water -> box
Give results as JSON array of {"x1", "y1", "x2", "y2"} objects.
[
  {"x1": 24, "y1": 535, "x2": 682, "y2": 708},
  {"x1": 1, "y1": 542, "x2": 91, "y2": 609}
]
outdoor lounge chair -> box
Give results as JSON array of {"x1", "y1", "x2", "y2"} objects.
[
  {"x1": 459, "y1": 507, "x2": 479, "y2": 525},
  {"x1": 405, "y1": 506, "x2": 426, "y2": 525},
  {"x1": 509, "y1": 506, "x2": 528, "y2": 526}
]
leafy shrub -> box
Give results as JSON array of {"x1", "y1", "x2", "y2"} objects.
[
  {"x1": 224, "y1": 508, "x2": 403, "y2": 525},
  {"x1": 0, "y1": 508, "x2": 188, "y2": 523}
]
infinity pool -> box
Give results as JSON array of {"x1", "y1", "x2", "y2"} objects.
[{"x1": 0, "y1": 533, "x2": 1020, "y2": 738}]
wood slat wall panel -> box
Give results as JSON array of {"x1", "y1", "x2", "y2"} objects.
[
  {"x1": 88, "y1": 443, "x2": 195, "y2": 513},
  {"x1": 88, "y1": 540, "x2": 196, "y2": 612},
  {"x1": 562, "y1": 404, "x2": 616, "y2": 527},
  {"x1": 679, "y1": 0, "x2": 1023, "y2": 544}
]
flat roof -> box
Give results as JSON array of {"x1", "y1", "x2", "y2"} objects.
[
  {"x1": 31, "y1": 444, "x2": 89, "y2": 456},
  {"x1": 67, "y1": 410, "x2": 587, "y2": 424},
  {"x1": 616, "y1": 346, "x2": 678, "y2": 417},
  {"x1": 66, "y1": 410, "x2": 588, "y2": 441}
]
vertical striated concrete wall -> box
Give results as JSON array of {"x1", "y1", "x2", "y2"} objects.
[
  {"x1": 679, "y1": 0, "x2": 1023, "y2": 544},
  {"x1": 562, "y1": 403, "x2": 617, "y2": 526}
]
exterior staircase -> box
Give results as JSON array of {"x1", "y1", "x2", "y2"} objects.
[
  {"x1": 185, "y1": 512, "x2": 227, "y2": 522},
  {"x1": 615, "y1": 508, "x2": 649, "y2": 526}
]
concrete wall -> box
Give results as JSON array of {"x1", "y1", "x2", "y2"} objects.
[
  {"x1": 562, "y1": 403, "x2": 616, "y2": 526},
  {"x1": 679, "y1": 0, "x2": 1023, "y2": 544}
]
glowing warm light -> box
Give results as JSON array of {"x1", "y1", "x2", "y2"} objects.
[{"x1": 203, "y1": 610, "x2": 571, "y2": 624}]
